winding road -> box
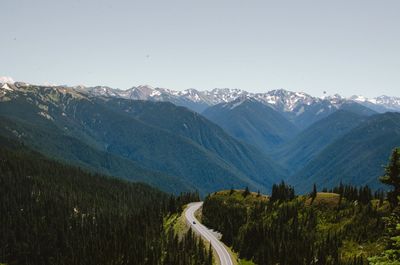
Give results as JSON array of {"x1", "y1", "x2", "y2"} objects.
[{"x1": 185, "y1": 202, "x2": 234, "y2": 265}]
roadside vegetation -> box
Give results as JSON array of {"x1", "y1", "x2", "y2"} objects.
[{"x1": 202, "y1": 148, "x2": 400, "y2": 265}]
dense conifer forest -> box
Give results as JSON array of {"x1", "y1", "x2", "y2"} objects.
[
  {"x1": 202, "y1": 149, "x2": 400, "y2": 265},
  {"x1": 0, "y1": 138, "x2": 212, "y2": 265}
]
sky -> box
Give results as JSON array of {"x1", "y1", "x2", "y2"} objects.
[{"x1": 1, "y1": 0, "x2": 399, "y2": 98}]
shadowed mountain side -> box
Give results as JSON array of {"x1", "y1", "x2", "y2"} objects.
[
  {"x1": 202, "y1": 98, "x2": 299, "y2": 153},
  {"x1": 288, "y1": 112, "x2": 400, "y2": 192}
]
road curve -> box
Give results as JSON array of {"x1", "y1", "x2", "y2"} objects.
[{"x1": 185, "y1": 202, "x2": 234, "y2": 265}]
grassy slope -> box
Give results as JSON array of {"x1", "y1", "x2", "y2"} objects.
[
  {"x1": 308, "y1": 193, "x2": 389, "y2": 261},
  {"x1": 305, "y1": 193, "x2": 388, "y2": 260},
  {"x1": 206, "y1": 191, "x2": 390, "y2": 264}
]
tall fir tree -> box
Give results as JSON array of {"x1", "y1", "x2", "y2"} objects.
[
  {"x1": 243, "y1": 186, "x2": 250, "y2": 197},
  {"x1": 310, "y1": 183, "x2": 317, "y2": 204},
  {"x1": 380, "y1": 148, "x2": 400, "y2": 208}
]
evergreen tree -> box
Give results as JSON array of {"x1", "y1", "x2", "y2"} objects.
[
  {"x1": 0, "y1": 144, "x2": 210, "y2": 265},
  {"x1": 270, "y1": 181, "x2": 295, "y2": 203},
  {"x1": 202, "y1": 180, "x2": 386, "y2": 265},
  {"x1": 368, "y1": 207, "x2": 400, "y2": 265},
  {"x1": 380, "y1": 148, "x2": 400, "y2": 208},
  {"x1": 243, "y1": 186, "x2": 250, "y2": 197},
  {"x1": 310, "y1": 183, "x2": 317, "y2": 204}
]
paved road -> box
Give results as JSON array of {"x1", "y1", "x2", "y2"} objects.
[{"x1": 185, "y1": 202, "x2": 234, "y2": 265}]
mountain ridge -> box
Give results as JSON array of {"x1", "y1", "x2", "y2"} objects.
[
  {"x1": 1, "y1": 78, "x2": 399, "y2": 114},
  {"x1": 0, "y1": 83, "x2": 285, "y2": 194},
  {"x1": 1, "y1": 80, "x2": 400, "y2": 193}
]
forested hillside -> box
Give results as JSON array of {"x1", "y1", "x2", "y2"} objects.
[
  {"x1": 275, "y1": 110, "x2": 367, "y2": 173},
  {"x1": 0, "y1": 85, "x2": 285, "y2": 194},
  {"x1": 0, "y1": 138, "x2": 212, "y2": 265},
  {"x1": 202, "y1": 188, "x2": 390, "y2": 265},
  {"x1": 289, "y1": 112, "x2": 400, "y2": 192},
  {"x1": 202, "y1": 148, "x2": 400, "y2": 265},
  {"x1": 202, "y1": 98, "x2": 299, "y2": 153}
]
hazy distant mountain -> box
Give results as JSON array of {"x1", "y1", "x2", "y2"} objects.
[
  {"x1": 203, "y1": 97, "x2": 299, "y2": 153},
  {"x1": 351, "y1": 95, "x2": 400, "y2": 113}
]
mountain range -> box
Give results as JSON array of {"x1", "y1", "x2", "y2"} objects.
[
  {"x1": 0, "y1": 82, "x2": 284, "y2": 194},
  {"x1": 1, "y1": 78, "x2": 400, "y2": 194},
  {"x1": 75, "y1": 83, "x2": 400, "y2": 130},
  {"x1": 71, "y1": 83, "x2": 400, "y2": 114}
]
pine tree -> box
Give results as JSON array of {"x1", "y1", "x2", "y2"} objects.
[
  {"x1": 310, "y1": 183, "x2": 317, "y2": 204},
  {"x1": 243, "y1": 186, "x2": 250, "y2": 198},
  {"x1": 380, "y1": 148, "x2": 400, "y2": 208}
]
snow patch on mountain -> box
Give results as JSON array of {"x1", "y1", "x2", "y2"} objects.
[
  {"x1": 75, "y1": 85, "x2": 400, "y2": 114},
  {"x1": 254, "y1": 89, "x2": 317, "y2": 112},
  {"x1": 323, "y1": 94, "x2": 347, "y2": 108},
  {"x1": 204, "y1": 88, "x2": 249, "y2": 104},
  {"x1": 350, "y1": 95, "x2": 400, "y2": 112},
  {"x1": 1, "y1": 83, "x2": 13, "y2": 91}
]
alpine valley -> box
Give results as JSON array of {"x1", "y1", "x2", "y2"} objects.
[{"x1": 1, "y1": 79, "x2": 400, "y2": 194}]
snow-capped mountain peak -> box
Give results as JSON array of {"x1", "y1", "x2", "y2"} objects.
[
  {"x1": 70, "y1": 84, "x2": 400, "y2": 114},
  {"x1": 350, "y1": 95, "x2": 368, "y2": 102},
  {"x1": 349, "y1": 94, "x2": 400, "y2": 112},
  {"x1": 127, "y1": 85, "x2": 158, "y2": 99},
  {"x1": 180, "y1": 88, "x2": 205, "y2": 102},
  {"x1": 374, "y1": 95, "x2": 400, "y2": 107},
  {"x1": 203, "y1": 88, "x2": 249, "y2": 105},
  {"x1": 254, "y1": 89, "x2": 317, "y2": 112},
  {"x1": 323, "y1": 94, "x2": 347, "y2": 108}
]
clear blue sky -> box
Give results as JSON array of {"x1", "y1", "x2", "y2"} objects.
[{"x1": 1, "y1": 0, "x2": 399, "y2": 97}]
